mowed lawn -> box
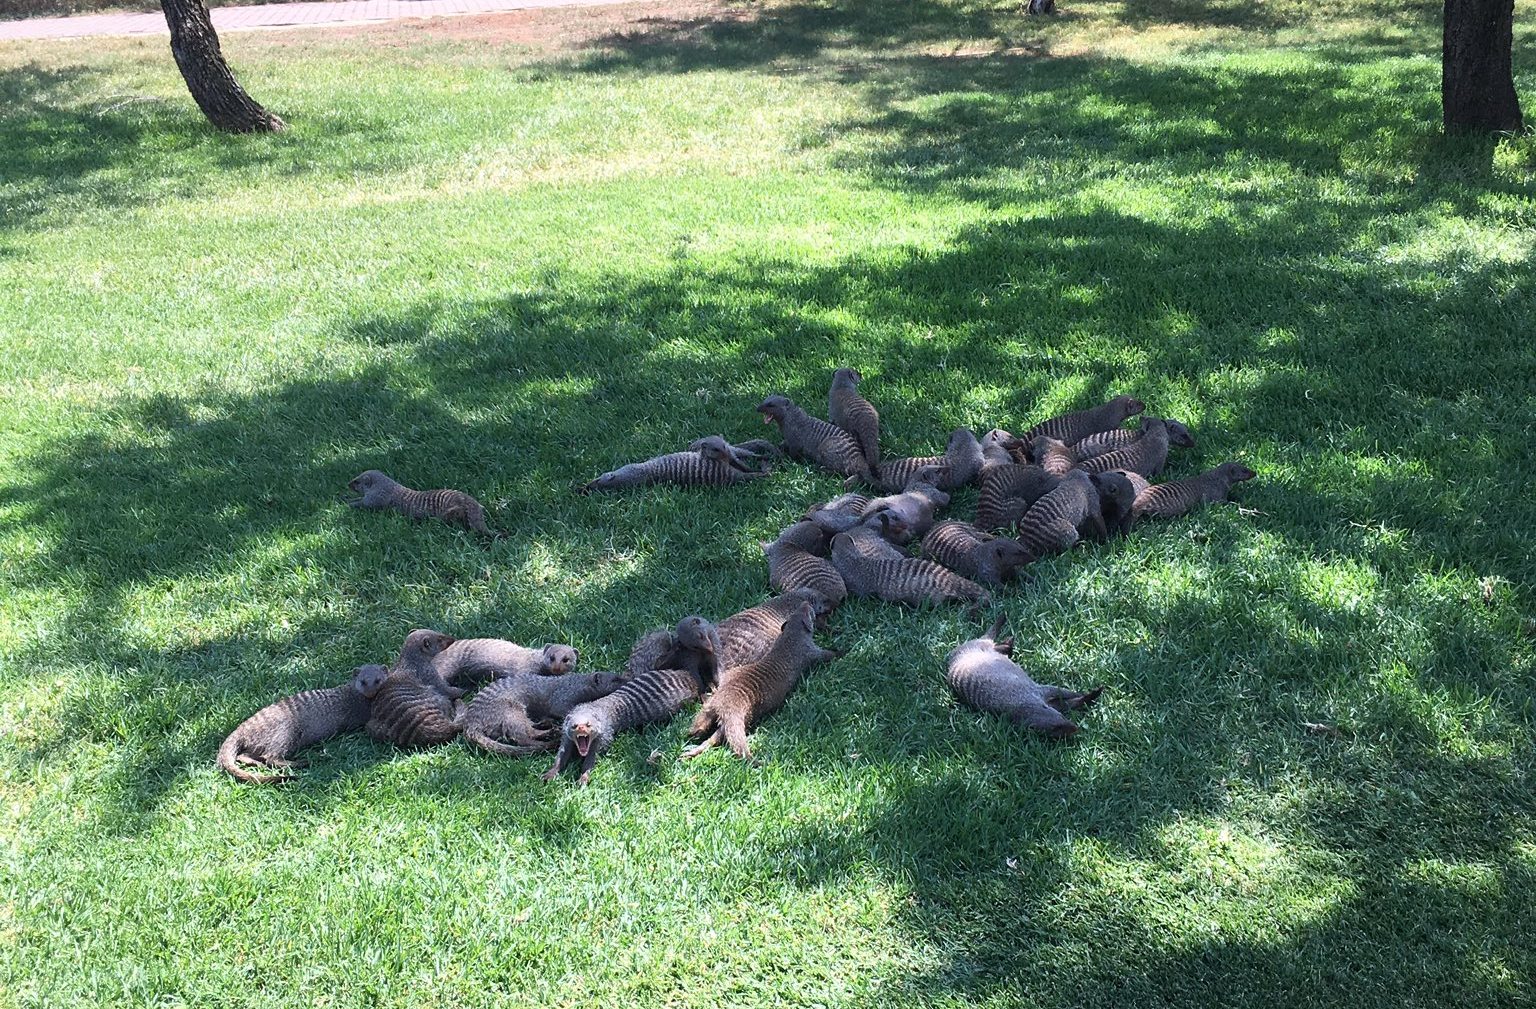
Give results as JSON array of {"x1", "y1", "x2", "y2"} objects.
[{"x1": 1, "y1": 0, "x2": 1534, "y2": 1005}]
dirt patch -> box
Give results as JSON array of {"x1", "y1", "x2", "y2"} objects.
[{"x1": 261, "y1": 0, "x2": 744, "y2": 53}]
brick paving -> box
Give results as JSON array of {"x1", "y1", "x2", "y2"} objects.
[{"x1": 1, "y1": 0, "x2": 638, "y2": 41}]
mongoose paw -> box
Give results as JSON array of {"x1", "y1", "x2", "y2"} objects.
[
  {"x1": 575, "y1": 771, "x2": 592, "y2": 787},
  {"x1": 1079, "y1": 686, "x2": 1106, "y2": 708},
  {"x1": 540, "y1": 766, "x2": 561, "y2": 782}
]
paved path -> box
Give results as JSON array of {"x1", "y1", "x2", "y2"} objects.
[{"x1": 1, "y1": 0, "x2": 637, "y2": 41}]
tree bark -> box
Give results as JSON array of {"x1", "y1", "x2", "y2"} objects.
[
  {"x1": 1442, "y1": 0, "x2": 1523, "y2": 134},
  {"x1": 160, "y1": 0, "x2": 285, "y2": 133}
]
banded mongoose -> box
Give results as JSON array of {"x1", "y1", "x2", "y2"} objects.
[
  {"x1": 582, "y1": 441, "x2": 769, "y2": 493},
  {"x1": 1015, "y1": 470, "x2": 1116, "y2": 557},
  {"x1": 434, "y1": 639, "x2": 580, "y2": 689},
  {"x1": 716, "y1": 588, "x2": 835, "y2": 670},
  {"x1": 1027, "y1": 436, "x2": 1079, "y2": 477},
  {"x1": 1074, "y1": 417, "x2": 1172, "y2": 478},
  {"x1": 860, "y1": 464, "x2": 950, "y2": 542},
  {"x1": 946, "y1": 615, "x2": 1103, "y2": 738},
  {"x1": 975, "y1": 461, "x2": 1061, "y2": 532},
  {"x1": 683, "y1": 601, "x2": 840, "y2": 761},
  {"x1": 834, "y1": 517, "x2": 910, "y2": 563},
  {"x1": 542, "y1": 667, "x2": 702, "y2": 786},
  {"x1": 1021, "y1": 395, "x2": 1146, "y2": 446},
  {"x1": 625, "y1": 615, "x2": 723, "y2": 691},
  {"x1": 1131, "y1": 462, "x2": 1257, "y2": 521},
  {"x1": 827, "y1": 367, "x2": 881, "y2": 470},
  {"x1": 463, "y1": 670, "x2": 626, "y2": 757},
  {"x1": 803, "y1": 491, "x2": 873, "y2": 533},
  {"x1": 217, "y1": 664, "x2": 389, "y2": 784},
  {"x1": 687, "y1": 435, "x2": 779, "y2": 472},
  {"x1": 347, "y1": 470, "x2": 500, "y2": 538},
  {"x1": 756, "y1": 395, "x2": 871, "y2": 479},
  {"x1": 867, "y1": 428, "x2": 985, "y2": 492},
  {"x1": 367, "y1": 631, "x2": 465, "y2": 749},
  {"x1": 830, "y1": 529, "x2": 991, "y2": 609},
  {"x1": 394, "y1": 628, "x2": 466, "y2": 699},
  {"x1": 920, "y1": 520, "x2": 1034, "y2": 585},
  {"x1": 1073, "y1": 419, "x2": 1195, "y2": 460},
  {"x1": 1092, "y1": 470, "x2": 1140, "y2": 537},
  {"x1": 763, "y1": 519, "x2": 848, "y2": 607}
]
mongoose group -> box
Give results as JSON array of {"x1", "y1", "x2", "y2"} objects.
[{"x1": 220, "y1": 371, "x2": 1255, "y2": 783}]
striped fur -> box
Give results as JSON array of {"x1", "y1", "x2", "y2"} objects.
[
  {"x1": 392, "y1": 629, "x2": 462, "y2": 699},
  {"x1": 1075, "y1": 417, "x2": 1171, "y2": 478},
  {"x1": 975, "y1": 463, "x2": 1061, "y2": 531},
  {"x1": 543, "y1": 668, "x2": 702, "y2": 785},
  {"x1": 716, "y1": 589, "x2": 834, "y2": 670},
  {"x1": 684, "y1": 602, "x2": 839, "y2": 761},
  {"x1": 1073, "y1": 418, "x2": 1195, "y2": 460},
  {"x1": 365, "y1": 673, "x2": 465, "y2": 749},
  {"x1": 946, "y1": 616, "x2": 1102, "y2": 738},
  {"x1": 347, "y1": 470, "x2": 499, "y2": 537},
  {"x1": 859, "y1": 465, "x2": 949, "y2": 542},
  {"x1": 1132, "y1": 462, "x2": 1256, "y2": 521},
  {"x1": 757, "y1": 395, "x2": 871, "y2": 478},
  {"x1": 1028, "y1": 436, "x2": 1078, "y2": 476},
  {"x1": 583, "y1": 449, "x2": 767, "y2": 493},
  {"x1": 218, "y1": 665, "x2": 388, "y2": 783},
  {"x1": 763, "y1": 521, "x2": 848, "y2": 606},
  {"x1": 867, "y1": 428, "x2": 985, "y2": 492},
  {"x1": 831, "y1": 532, "x2": 991, "y2": 608},
  {"x1": 920, "y1": 520, "x2": 1034, "y2": 585},
  {"x1": 463, "y1": 671, "x2": 625, "y2": 757},
  {"x1": 1021, "y1": 395, "x2": 1145, "y2": 446},
  {"x1": 804, "y1": 492, "x2": 872, "y2": 533},
  {"x1": 434, "y1": 639, "x2": 579, "y2": 689},
  {"x1": 624, "y1": 616, "x2": 722, "y2": 691},
  {"x1": 1016, "y1": 471, "x2": 1103, "y2": 558},
  {"x1": 828, "y1": 368, "x2": 882, "y2": 469}
]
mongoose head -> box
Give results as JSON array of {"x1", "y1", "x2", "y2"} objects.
[
  {"x1": 1027, "y1": 435, "x2": 1072, "y2": 464},
  {"x1": 866, "y1": 509, "x2": 911, "y2": 543},
  {"x1": 350, "y1": 663, "x2": 391, "y2": 698},
  {"x1": 347, "y1": 469, "x2": 390, "y2": 493},
  {"x1": 1090, "y1": 471, "x2": 1136, "y2": 514},
  {"x1": 831, "y1": 367, "x2": 862, "y2": 388},
  {"x1": 541, "y1": 644, "x2": 580, "y2": 675},
  {"x1": 946, "y1": 427, "x2": 981, "y2": 453},
  {"x1": 688, "y1": 435, "x2": 731, "y2": 453},
  {"x1": 1112, "y1": 395, "x2": 1147, "y2": 420},
  {"x1": 755, "y1": 395, "x2": 793, "y2": 426},
  {"x1": 784, "y1": 587, "x2": 837, "y2": 625},
  {"x1": 779, "y1": 600, "x2": 818, "y2": 638},
  {"x1": 1219, "y1": 461, "x2": 1257, "y2": 484},
  {"x1": 568, "y1": 716, "x2": 606, "y2": 758},
  {"x1": 696, "y1": 440, "x2": 736, "y2": 468},
  {"x1": 674, "y1": 616, "x2": 718, "y2": 655},
  {"x1": 982, "y1": 538, "x2": 1034, "y2": 580},
  {"x1": 1165, "y1": 419, "x2": 1196, "y2": 448},
  {"x1": 400, "y1": 629, "x2": 456, "y2": 663},
  {"x1": 580, "y1": 470, "x2": 625, "y2": 494}
]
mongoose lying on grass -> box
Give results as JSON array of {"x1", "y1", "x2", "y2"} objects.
[
  {"x1": 803, "y1": 491, "x2": 873, "y2": 532},
  {"x1": 1130, "y1": 461, "x2": 1256, "y2": 521},
  {"x1": 975, "y1": 461, "x2": 1061, "y2": 532},
  {"x1": 582, "y1": 441, "x2": 770, "y2": 492},
  {"x1": 1027, "y1": 436, "x2": 1079, "y2": 477},
  {"x1": 434, "y1": 639, "x2": 579, "y2": 689},
  {"x1": 920, "y1": 520, "x2": 1034, "y2": 585},
  {"x1": 687, "y1": 435, "x2": 779, "y2": 471},
  {"x1": 859, "y1": 464, "x2": 950, "y2": 542},
  {"x1": 367, "y1": 631, "x2": 464, "y2": 750},
  {"x1": 625, "y1": 615, "x2": 723, "y2": 690},
  {"x1": 463, "y1": 670, "x2": 626, "y2": 757},
  {"x1": 757, "y1": 394, "x2": 872, "y2": 479},
  {"x1": 683, "y1": 600, "x2": 840, "y2": 761},
  {"x1": 217, "y1": 664, "x2": 389, "y2": 784},
  {"x1": 1073, "y1": 418, "x2": 1195, "y2": 460},
  {"x1": 763, "y1": 519, "x2": 848, "y2": 607},
  {"x1": 947, "y1": 615, "x2": 1103, "y2": 738},
  {"x1": 827, "y1": 367, "x2": 881, "y2": 470},
  {"x1": 1015, "y1": 470, "x2": 1111, "y2": 558},
  {"x1": 866, "y1": 428, "x2": 985, "y2": 492},
  {"x1": 716, "y1": 589, "x2": 835, "y2": 670},
  {"x1": 543, "y1": 667, "x2": 702, "y2": 786},
  {"x1": 1074, "y1": 417, "x2": 1172, "y2": 478},
  {"x1": 830, "y1": 529, "x2": 991, "y2": 609},
  {"x1": 347, "y1": 470, "x2": 500, "y2": 538},
  {"x1": 1021, "y1": 395, "x2": 1145, "y2": 445}
]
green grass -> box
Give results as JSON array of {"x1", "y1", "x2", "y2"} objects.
[{"x1": 2, "y1": 0, "x2": 1535, "y2": 1005}]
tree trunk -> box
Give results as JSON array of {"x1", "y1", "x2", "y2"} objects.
[
  {"x1": 1442, "y1": 0, "x2": 1523, "y2": 134},
  {"x1": 160, "y1": 0, "x2": 285, "y2": 133}
]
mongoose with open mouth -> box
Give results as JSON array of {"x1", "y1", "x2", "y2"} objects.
[
  {"x1": 463, "y1": 670, "x2": 626, "y2": 757},
  {"x1": 1021, "y1": 395, "x2": 1145, "y2": 446},
  {"x1": 756, "y1": 395, "x2": 871, "y2": 479},
  {"x1": 946, "y1": 615, "x2": 1103, "y2": 738},
  {"x1": 827, "y1": 368, "x2": 881, "y2": 470},
  {"x1": 682, "y1": 601, "x2": 840, "y2": 761},
  {"x1": 347, "y1": 470, "x2": 500, "y2": 538},
  {"x1": 542, "y1": 667, "x2": 702, "y2": 786},
  {"x1": 217, "y1": 664, "x2": 389, "y2": 784}
]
